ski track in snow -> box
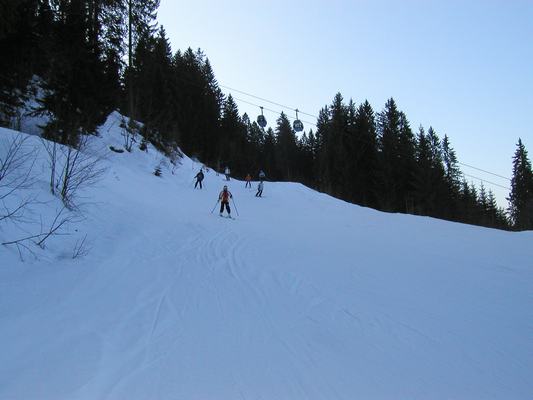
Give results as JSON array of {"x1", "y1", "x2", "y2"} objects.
[{"x1": 1, "y1": 121, "x2": 532, "y2": 400}]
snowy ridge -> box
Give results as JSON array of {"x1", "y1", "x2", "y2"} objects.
[{"x1": 0, "y1": 113, "x2": 532, "y2": 399}]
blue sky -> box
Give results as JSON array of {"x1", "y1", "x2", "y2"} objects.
[{"x1": 157, "y1": 0, "x2": 533, "y2": 207}]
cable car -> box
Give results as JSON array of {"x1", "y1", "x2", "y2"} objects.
[
  {"x1": 293, "y1": 109, "x2": 304, "y2": 132},
  {"x1": 257, "y1": 106, "x2": 267, "y2": 128}
]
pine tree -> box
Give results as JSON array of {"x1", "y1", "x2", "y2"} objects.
[
  {"x1": 274, "y1": 112, "x2": 298, "y2": 181},
  {"x1": 478, "y1": 182, "x2": 488, "y2": 216},
  {"x1": 126, "y1": 0, "x2": 160, "y2": 68},
  {"x1": 262, "y1": 127, "x2": 277, "y2": 179},
  {"x1": 376, "y1": 98, "x2": 402, "y2": 211},
  {"x1": 0, "y1": 0, "x2": 47, "y2": 127},
  {"x1": 98, "y1": 0, "x2": 127, "y2": 110},
  {"x1": 442, "y1": 135, "x2": 461, "y2": 191},
  {"x1": 316, "y1": 93, "x2": 348, "y2": 196},
  {"x1": 508, "y1": 139, "x2": 533, "y2": 230},
  {"x1": 123, "y1": 0, "x2": 160, "y2": 120},
  {"x1": 298, "y1": 131, "x2": 316, "y2": 186},
  {"x1": 396, "y1": 113, "x2": 417, "y2": 212},
  {"x1": 315, "y1": 106, "x2": 330, "y2": 192},
  {"x1": 199, "y1": 58, "x2": 223, "y2": 164},
  {"x1": 219, "y1": 95, "x2": 246, "y2": 175},
  {"x1": 350, "y1": 100, "x2": 378, "y2": 207},
  {"x1": 484, "y1": 189, "x2": 506, "y2": 228},
  {"x1": 413, "y1": 126, "x2": 432, "y2": 214},
  {"x1": 40, "y1": 0, "x2": 111, "y2": 145}
]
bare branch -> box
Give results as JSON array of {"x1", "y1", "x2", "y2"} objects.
[
  {"x1": 2, "y1": 206, "x2": 76, "y2": 255},
  {"x1": 36, "y1": 207, "x2": 74, "y2": 248},
  {"x1": 72, "y1": 234, "x2": 90, "y2": 259},
  {"x1": 0, "y1": 195, "x2": 36, "y2": 223},
  {"x1": 0, "y1": 134, "x2": 37, "y2": 191}
]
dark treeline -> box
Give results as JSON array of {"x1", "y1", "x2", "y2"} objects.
[{"x1": 1, "y1": 1, "x2": 532, "y2": 231}]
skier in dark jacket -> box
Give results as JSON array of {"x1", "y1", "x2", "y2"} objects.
[
  {"x1": 194, "y1": 169, "x2": 204, "y2": 189},
  {"x1": 219, "y1": 185, "x2": 233, "y2": 216},
  {"x1": 255, "y1": 180, "x2": 263, "y2": 197}
]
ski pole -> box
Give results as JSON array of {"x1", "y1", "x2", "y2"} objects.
[
  {"x1": 210, "y1": 199, "x2": 219, "y2": 214},
  {"x1": 231, "y1": 197, "x2": 239, "y2": 216}
]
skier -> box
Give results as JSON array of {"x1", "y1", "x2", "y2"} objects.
[
  {"x1": 225, "y1": 166, "x2": 231, "y2": 181},
  {"x1": 255, "y1": 180, "x2": 263, "y2": 197},
  {"x1": 258, "y1": 169, "x2": 266, "y2": 181},
  {"x1": 194, "y1": 169, "x2": 204, "y2": 189},
  {"x1": 245, "y1": 173, "x2": 252, "y2": 188},
  {"x1": 219, "y1": 185, "x2": 233, "y2": 217}
]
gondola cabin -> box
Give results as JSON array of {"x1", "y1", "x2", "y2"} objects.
[{"x1": 257, "y1": 114, "x2": 267, "y2": 128}]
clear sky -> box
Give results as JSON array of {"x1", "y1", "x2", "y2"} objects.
[{"x1": 157, "y1": 0, "x2": 533, "y2": 208}]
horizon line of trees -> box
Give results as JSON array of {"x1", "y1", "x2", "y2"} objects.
[{"x1": 1, "y1": 1, "x2": 532, "y2": 231}]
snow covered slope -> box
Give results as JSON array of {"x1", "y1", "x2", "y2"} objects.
[{"x1": 1, "y1": 113, "x2": 532, "y2": 399}]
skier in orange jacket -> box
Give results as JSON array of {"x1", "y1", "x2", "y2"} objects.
[{"x1": 218, "y1": 185, "x2": 233, "y2": 217}]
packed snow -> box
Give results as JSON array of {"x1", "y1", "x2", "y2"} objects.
[{"x1": 1, "y1": 112, "x2": 532, "y2": 399}]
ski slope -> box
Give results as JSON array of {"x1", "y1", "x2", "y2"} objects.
[{"x1": 1, "y1": 113, "x2": 532, "y2": 399}]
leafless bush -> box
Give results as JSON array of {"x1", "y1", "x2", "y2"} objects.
[
  {"x1": 0, "y1": 135, "x2": 37, "y2": 223},
  {"x1": 42, "y1": 135, "x2": 106, "y2": 210},
  {"x1": 0, "y1": 134, "x2": 101, "y2": 261},
  {"x1": 120, "y1": 117, "x2": 138, "y2": 152},
  {"x1": 2, "y1": 207, "x2": 77, "y2": 261}
]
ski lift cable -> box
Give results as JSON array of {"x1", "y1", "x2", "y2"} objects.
[
  {"x1": 458, "y1": 162, "x2": 510, "y2": 181},
  {"x1": 220, "y1": 84, "x2": 318, "y2": 119},
  {"x1": 463, "y1": 173, "x2": 510, "y2": 191},
  {"x1": 232, "y1": 96, "x2": 317, "y2": 126}
]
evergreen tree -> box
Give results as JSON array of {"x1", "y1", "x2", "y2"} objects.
[
  {"x1": 316, "y1": 93, "x2": 348, "y2": 196},
  {"x1": 508, "y1": 139, "x2": 533, "y2": 230},
  {"x1": 219, "y1": 95, "x2": 246, "y2": 175},
  {"x1": 376, "y1": 98, "x2": 402, "y2": 211},
  {"x1": 413, "y1": 126, "x2": 432, "y2": 214},
  {"x1": 0, "y1": 0, "x2": 49, "y2": 126},
  {"x1": 199, "y1": 58, "x2": 223, "y2": 164},
  {"x1": 126, "y1": 0, "x2": 160, "y2": 68},
  {"x1": 123, "y1": 0, "x2": 159, "y2": 120},
  {"x1": 40, "y1": 0, "x2": 111, "y2": 145},
  {"x1": 274, "y1": 112, "x2": 298, "y2": 181},
  {"x1": 349, "y1": 100, "x2": 378, "y2": 207},
  {"x1": 298, "y1": 130, "x2": 317, "y2": 186},
  {"x1": 396, "y1": 112, "x2": 417, "y2": 212},
  {"x1": 262, "y1": 127, "x2": 277, "y2": 179},
  {"x1": 413, "y1": 126, "x2": 450, "y2": 216},
  {"x1": 97, "y1": 0, "x2": 127, "y2": 109},
  {"x1": 314, "y1": 106, "x2": 330, "y2": 192}
]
